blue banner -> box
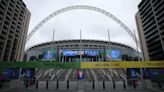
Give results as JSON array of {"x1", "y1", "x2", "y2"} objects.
[{"x1": 1, "y1": 68, "x2": 19, "y2": 80}]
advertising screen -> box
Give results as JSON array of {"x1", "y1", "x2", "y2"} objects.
[
  {"x1": 106, "y1": 49, "x2": 121, "y2": 60},
  {"x1": 21, "y1": 69, "x2": 34, "y2": 79},
  {"x1": 63, "y1": 50, "x2": 78, "y2": 56},
  {"x1": 130, "y1": 69, "x2": 137, "y2": 78},
  {"x1": 41, "y1": 49, "x2": 57, "y2": 61},
  {"x1": 147, "y1": 69, "x2": 160, "y2": 80},
  {"x1": 84, "y1": 50, "x2": 99, "y2": 56},
  {"x1": 1, "y1": 68, "x2": 19, "y2": 80},
  {"x1": 59, "y1": 49, "x2": 100, "y2": 56}
]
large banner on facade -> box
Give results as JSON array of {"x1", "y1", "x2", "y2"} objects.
[
  {"x1": 105, "y1": 49, "x2": 121, "y2": 60},
  {"x1": 59, "y1": 49, "x2": 100, "y2": 56},
  {"x1": 39, "y1": 48, "x2": 57, "y2": 61}
]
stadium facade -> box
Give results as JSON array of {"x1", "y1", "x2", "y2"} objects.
[{"x1": 25, "y1": 39, "x2": 141, "y2": 62}]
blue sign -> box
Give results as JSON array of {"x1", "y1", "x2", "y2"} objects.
[
  {"x1": 23, "y1": 69, "x2": 32, "y2": 79},
  {"x1": 2, "y1": 68, "x2": 19, "y2": 79},
  {"x1": 147, "y1": 69, "x2": 160, "y2": 80},
  {"x1": 63, "y1": 50, "x2": 77, "y2": 56},
  {"x1": 111, "y1": 50, "x2": 121, "y2": 59},
  {"x1": 61, "y1": 50, "x2": 100, "y2": 56},
  {"x1": 130, "y1": 69, "x2": 136, "y2": 77},
  {"x1": 2, "y1": 68, "x2": 13, "y2": 79},
  {"x1": 85, "y1": 50, "x2": 99, "y2": 56},
  {"x1": 43, "y1": 51, "x2": 53, "y2": 59},
  {"x1": 106, "y1": 49, "x2": 121, "y2": 60}
]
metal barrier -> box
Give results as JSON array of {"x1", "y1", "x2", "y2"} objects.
[{"x1": 0, "y1": 61, "x2": 164, "y2": 90}]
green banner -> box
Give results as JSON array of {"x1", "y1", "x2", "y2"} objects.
[{"x1": 0, "y1": 62, "x2": 80, "y2": 69}]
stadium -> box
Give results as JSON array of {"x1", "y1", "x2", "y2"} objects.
[
  {"x1": 22, "y1": 39, "x2": 142, "y2": 89},
  {"x1": 25, "y1": 39, "x2": 141, "y2": 62}
]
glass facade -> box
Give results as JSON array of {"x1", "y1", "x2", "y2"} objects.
[{"x1": 25, "y1": 40, "x2": 141, "y2": 62}]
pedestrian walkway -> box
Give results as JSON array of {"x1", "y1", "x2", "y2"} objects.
[{"x1": 1, "y1": 88, "x2": 163, "y2": 92}]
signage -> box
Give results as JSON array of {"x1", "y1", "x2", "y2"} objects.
[
  {"x1": 1, "y1": 68, "x2": 19, "y2": 79},
  {"x1": 60, "y1": 50, "x2": 100, "y2": 56},
  {"x1": 129, "y1": 69, "x2": 137, "y2": 78},
  {"x1": 106, "y1": 49, "x2": 121, "y2": 60},
  {"x1": 80, "y1": 61, "x2": 164, "y2": 68},
  {"x1": 42, "y1": 49, "x2": 57, "y2": 61},
  {"x1": 25, "y1": 69, "x2": 32, "y2": 79},
  {"x1": 0, "y1": 61, "x2": 164, "y2": 69},
  {"x1": 0, "y1": 62, "x2": 80, "y2": 69}
]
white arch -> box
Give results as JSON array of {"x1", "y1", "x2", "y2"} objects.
[{"x1": 26, "y1": 5, "x2": 138, "y2": 44}]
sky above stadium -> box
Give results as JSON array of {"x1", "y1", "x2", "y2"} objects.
[{"x1": 24, "y1": 0, "x2": 141, "y2": 50}]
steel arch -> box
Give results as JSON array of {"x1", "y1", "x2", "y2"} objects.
[{"x1": 26, "y1": 5, "x2": 138, "y2": 44}]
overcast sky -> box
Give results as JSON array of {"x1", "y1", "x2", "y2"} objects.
[{"x1": 24, "y1": 0, "x2": 141, "y2": 50}]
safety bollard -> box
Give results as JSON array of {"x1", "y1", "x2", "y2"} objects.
[
  {"x1": 36, "y1": 81, "x2": 38, "y2": 89},
  {"x1": 123, "y1": 80, "x2": 126, "y2": 89},
  {"x1": 113, "y1": 80, "x2": 116, "y2": 89},
  {"x1": 56, "y1": 81, "x2": 59, "y2": 89},
  {"x1": 133, "y1": 80, "x2": 136, "y2": 88},
  {"x1": 25, "y1": 80, "x2": 28, "y2": 88},
  {"x1": 0, "y1": 81, "x2": 4, "y2": 88},
  {"x1": 158, "y1": 81, "x2": 162, "y2": 89},
  {"x1": 46, "y1": 81, "x2": 48, "y2": 89},
  {"x1": 67, "y1": 81, "x2": 69, "y2": 89},
  {"x1": 92, "y1": 81, "x2": 95, "y2": 89},
  {"x1": 103, "y1": 81, "x2": 105, "y2": 89}
]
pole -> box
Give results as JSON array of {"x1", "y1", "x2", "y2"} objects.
[
  {"x1": 56, "y1": 81, "x2": 59, "y2": 89},
  {"x1": 108, "y1": 30, "x2": 113, "y2": 77},
  {"x1": 49, "y1": 29, "x2": 55, "y2": 81},
  {"x1": 51, "y1": 29, "x2": 55, "y2": 62},
  {"x1": 80, "y1": 30, "x2": 82, "y2": 62},
  {"x1": 59, "y1": 47, "x2": 61, "y2": 62}
]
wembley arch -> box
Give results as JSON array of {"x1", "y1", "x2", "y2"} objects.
[{"x1": 26, "y1": 5, "x2": 139, "y2": 44}]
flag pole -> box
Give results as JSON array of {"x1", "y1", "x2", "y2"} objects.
[
  {"x1": 51, "y1": 29, "x2": 55, "y2": 62},
  {"x1": 108, "y1": 29, "x2": 113, "y2": 77},
  {"x1": 49, "y1": 29, "x2": 55, "y2": 80},
  {"x1": 80, "y1": 30, "x2": 82, "y2": 62}
]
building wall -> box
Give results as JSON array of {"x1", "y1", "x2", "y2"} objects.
[
  {"x1": 135, "y1": 12, "x2": 150, "y2": 60},
  {"x1": 138, "y1": 0, "x2": 164, "y2": 60},
  {"x1": 0, "y1": 0, "x2": 30, "y2": 61}
]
